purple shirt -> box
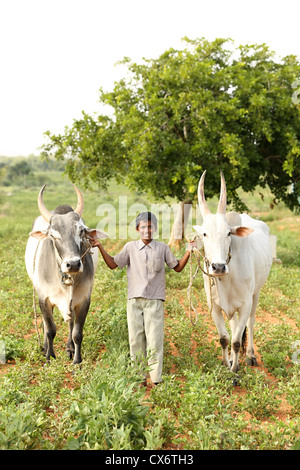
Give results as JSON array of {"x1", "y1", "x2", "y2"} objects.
[{"x1": 114, "y1": 239, "x2": 178, "y2": 301}]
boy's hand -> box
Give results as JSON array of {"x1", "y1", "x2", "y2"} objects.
[
  {"x1": 89, "y1": 238, "x2": 101, "y2": 248},
  {"x1": 187, "y1": 241, "x2": 198, "y2": 252}
]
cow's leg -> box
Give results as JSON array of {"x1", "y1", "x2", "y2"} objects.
[
  {"x1": 42, "y1": 320, "x2": 47, "y2": 356},
  {"x1": 231, "y1": 303, "x2": 251, "y2": 373},
  {"x1": 72, "y1": 298, "x2": 90, "y2": 365},
  {"x1": 212, "y1": 305, "x2": 230, "y2": 368},
  {"x1": 39, "y1": 298, "x2": 56, "y2": 361},
  {"x1": 66, "y1": 317, "x2": 75, "y2": 360},
  {"x1": 229, "y1": 313, "x2": 238, "y2": 366},
  {"x1": 245, "y1": 293, "x2": 259, "y2": 366}
]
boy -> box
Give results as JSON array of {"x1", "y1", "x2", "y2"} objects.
[{"x1": 90, "y1": 211, "x2": 193, "y2": 386}]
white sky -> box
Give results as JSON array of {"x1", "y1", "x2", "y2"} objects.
[{"x1": 0, "y1": 0, "x2": 300, "y2": 157}]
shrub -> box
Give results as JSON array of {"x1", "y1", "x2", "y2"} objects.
[
  {"x1": 0, "y1": 403, "x2": 45, "y2": 450},
  {"x1": 0, "y1": 335, "x2": 25, "y2": 362},
  {"x1": 64, "y1": 343, "x2": 164, "y2": 450}
]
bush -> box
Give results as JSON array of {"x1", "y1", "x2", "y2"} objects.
[
  {"x1": 65, "y1": 342, "x2": 164, "y2": 450},
  {"x1": 0, "y1": 335, "x2": 25, "y2": 362},
  {"x1": 0, "y1": 403, "x2": 45, "y2": 450}
]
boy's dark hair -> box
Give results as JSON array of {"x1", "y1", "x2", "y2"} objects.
[{"x1": 135, "y1": 211, "x2": 158, "y2": 230}]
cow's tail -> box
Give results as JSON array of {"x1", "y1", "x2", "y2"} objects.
[{"x1": 241, "y1": 327, "x2": 247, "y2": 354}]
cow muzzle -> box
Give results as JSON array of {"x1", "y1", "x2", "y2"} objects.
[
  {"x1": 61, "y1": 257, "x2": 83, "y2": 274},
  {"x1": 209, "y1": 263, "x2": 229, "y2": 277}
]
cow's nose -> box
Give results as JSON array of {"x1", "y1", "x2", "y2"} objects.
[
  {"x1": 211, "y1": 263, "x2": 226, "y2": 275},
  {"x1": 65, "y1": 258, "x2": 82, "y2": 273}
]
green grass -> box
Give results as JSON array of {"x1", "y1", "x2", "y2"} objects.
[{"x1": 0, "y1": 172, "x2": 299, "y2": 450}]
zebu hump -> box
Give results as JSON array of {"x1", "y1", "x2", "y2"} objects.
[
  {"x1": 53, "y1": 205, "x2": 74, "y2": 215},
  {"x1": 226, "y1": 211, "x2": 242, "y2": 226}
]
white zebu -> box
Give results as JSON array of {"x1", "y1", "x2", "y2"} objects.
[{"x1": 193, "y1": 171, "x2": 273, "y2": 373}]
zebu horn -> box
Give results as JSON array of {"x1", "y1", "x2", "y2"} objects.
[
  {"x1": 197, "y1": 171, "x2": 211, "y2": 218},
  {"x1": 38, "y1": 184, "x2": 52, "y2": 222},
  {"x1": 73, "y1": 185, "x2": 84, "y2": 217},
  {"x1": 217, "y1": 172, "x2": 227, "y2": 215}
]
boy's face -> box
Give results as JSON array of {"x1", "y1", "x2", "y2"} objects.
[{"x1": 136, "y1": 220, "x2": 156, "y2": 241}]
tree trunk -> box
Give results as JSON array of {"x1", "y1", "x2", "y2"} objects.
[{"x1": 168, "y1": 200, "x2": 192, "y2": 249}]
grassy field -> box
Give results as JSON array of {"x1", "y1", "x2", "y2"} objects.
[{"x1": 0, "y1": 172, "x2": 299, "y2": 450}]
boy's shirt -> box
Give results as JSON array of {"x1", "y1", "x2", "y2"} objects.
[{"x1": 114, "y1": 239, "x2": 178, "y2": 301}]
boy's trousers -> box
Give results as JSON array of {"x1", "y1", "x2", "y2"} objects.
[{"x1": 127, "y1": 297, "x2": 164, "y2": 383}]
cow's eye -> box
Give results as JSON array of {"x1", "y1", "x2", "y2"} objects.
[{"x1": 203, "y1": 233, "x2": 207, "y2": 237}]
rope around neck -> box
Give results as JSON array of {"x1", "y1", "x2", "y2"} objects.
[{"x1": 53, "y1": 237, "x2": 93, "y2": 286}]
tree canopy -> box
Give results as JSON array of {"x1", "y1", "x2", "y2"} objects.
[{"x1": 43, "y1": 38, "x2": 300, "y2": 211}]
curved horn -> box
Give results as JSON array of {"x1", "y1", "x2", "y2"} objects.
[
  {"x1": 73, "y1": 184, "x2": 84, "y2": 217},
  {"x1": 197, "y1": 171, "x2": 211, "y2": 218},
  {"x1": 217, "y1": 171, "x2": 227, "y2": 215},
  {"x1": 38, "y1": 184, "x2": 52, "y2": 222}
]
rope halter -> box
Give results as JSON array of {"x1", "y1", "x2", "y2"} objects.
[
  {"x1": 185, "y1": 233, "x2": 231, "y2": 325},
  {"x1": 52, "y1": 235, "x2": 93, "y2": 286}
]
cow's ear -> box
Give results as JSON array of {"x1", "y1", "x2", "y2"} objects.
[
  {"x1": 85, "y1": 228, "x2": 109, "y2": 240},
  {"x1": 230, "y1": 226, "x2": 254, "y2": 237},
  {"x1": 29, "y1": 230, "x2": 48, "y2": 240}
]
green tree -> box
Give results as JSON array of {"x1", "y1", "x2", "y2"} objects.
[
  {"x1": 43, "y1": 38, "x2": 300, "y2": 241},
  {"x1": 6, "y1": 160, "x2": 33, "y2": 186}
]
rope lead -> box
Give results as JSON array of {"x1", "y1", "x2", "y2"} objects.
[{"x1": 185, "y1": 234, "x2": 216, "y2": 325}]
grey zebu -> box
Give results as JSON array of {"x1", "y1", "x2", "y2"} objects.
[
  {"x1": 193, "y1": 172, "x2": 273, "y2": 373},
  {"x1": 25, "y1": 185, "x2": 108, "y2": 364}
]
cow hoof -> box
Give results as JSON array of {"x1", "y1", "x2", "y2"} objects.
[
  {"x1": 72, "y1": 358, "x2": 82, "y2": 366},
  {"x1": 222, "y1": 360, "x2": 231, "y2": 368},
  {"x1": 246, "y1": 356, "x2": 258, "y2": 366},
  {"x1": 232, "y1": 375, "x2": 240, "y2": 387},
  {"x1": 229, "y1": 360, "x2": 240, "y2": 372},
  {"x1": 66, "y1": 349, "x2": 74, "y2": 360},
  {"x1": 45, "y1": 352, "x2": 56, "y2": 362}
]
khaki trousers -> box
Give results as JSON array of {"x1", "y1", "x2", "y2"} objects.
[{"x1": 127, "y1": 298, "x2": 164, "y2": 383}]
